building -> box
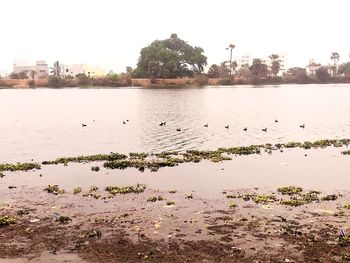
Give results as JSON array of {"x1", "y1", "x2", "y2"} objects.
[
  {"x1": 61, "y1": 64, "x2": 107, "y2": 78},
  {"x1": 236, "y1": 54, "x2": 253, "y2": 68},
  {"x1": 0, "y1": 70, "x2": 7, "y2": 78},
  {"x1": 13, "y1": 61, "x2": 49, "y2": 79},
  {"x1": 306, "y1": 59, "x2": 332, "y2": 76}
]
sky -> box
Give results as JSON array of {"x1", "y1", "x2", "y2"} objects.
[{"x1": 0, "y1": 0, "x2": 349, "y2": 73}]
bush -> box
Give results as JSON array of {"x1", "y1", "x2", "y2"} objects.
[{"x1": 194, "y1": 74, "x2": 209, "y2": 86}]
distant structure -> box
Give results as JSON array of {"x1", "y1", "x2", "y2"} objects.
[
  {"x1": 306, "y1": 59, "x2": 332, "y2": 76},
  {"x1": 13, "y1": 61, "x2": 49, "y2": 79},
  {"x1": 61, "y1": 64, "x2": 106, "y2": 78},
  {"x1": 0, "y1": 70, "x2": 7, "y2": 78},
  {"x1": 236, "y1": 53, "x2": 287, "y2": 76}
]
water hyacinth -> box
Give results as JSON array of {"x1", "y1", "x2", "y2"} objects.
[
  {"x1": 0, "y1": 162, "x2": 41, "y2": 172},
  {"x1": 105, "y1": 183, "x2": 146, "y2": 195}
]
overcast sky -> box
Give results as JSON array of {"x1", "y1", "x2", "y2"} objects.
[{"x1": 0, "y1": 0, "x2": 349, "y2": 73}]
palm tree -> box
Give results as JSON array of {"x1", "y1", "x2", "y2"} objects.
[
  {"x1": 330, "y1": 52, "x2": 340, "y2": 77},
  {"x1": 30, "y1": 70, "x2": 36, "y2": 85},
  {"x1": 226, "y1": 44, "x2": 235, "y2": 76},
  {"x1": 50, "y1": 61, "x2": 62, "y2": 77},
  {"x1": 269, "y1": 54, "x2": 280, "y2": 77}
]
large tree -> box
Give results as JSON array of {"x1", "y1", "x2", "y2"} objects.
[
  {"x1": 269, "y1": 54, "x2": 280, "y2": 77},
  {"x1": 133, "y1": 34, "x2": 207, "y2": 79},
  {"x1": 338, "y1": 62, "x2": 350, "y2": 77},
  {"x1": 249, "y1": 59, "x2": 268, "y2": 78},
  {"x1": 330, "y1": 52, "x2": 340, "y2": 77},
  {"x1": 315, "y1": 67, "x2": 330, "y2": 83},
  {"x1": 50, "y1": 61, "x2": 62, "y2": 77}
]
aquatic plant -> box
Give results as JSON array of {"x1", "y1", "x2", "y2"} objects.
[
  {"x1": 185, "y1": 194, "x2": 193, "y2": 199},
  {"x1": 44, "y1": 185, "x2": 65, "y2": 195},
  {"x1": 280, "y1": 199, "x2": 306, "y2": 206},
  {"x1": 339, "y1": 235, "x2": 350, "y2": 247},
  {"x1": 105, "y1": 183, "x2": 146, "y2": 195},
  {"x1": 91, "y1": 166, "x2": 100, "y2": 172},
  {"x1": 166, "y1": 201, "x2": 175, "y2": 206},
  {"x1": 342, "y1": 150, "x2": 350, "y2": 155},
  {"x1": 56, "y1": 215, "x2": 72, "y2": 224},
  {"x1": 73, "y1": 187, "x2": 82, "y2": 194},
  {"x1": 344, "y1": 203, "x2": 350, "y2": 209},
  {"x1": 0, "y1": 215, "x2": 16, "y2": 227},
  {"x1": 253, "y1": 194, "x2": 277, "y2": 204},
  {"x1": 277, "y1": 186, "x2": 303, "y2": 195},
  {"x1": 342, "y1": 252, "x2": 350, "y2": 261},
  {"x1": 229, "y1": 202, "x2": 237, "y2": 208},
  {"x1": 129, "y1": 152, "x2": 148, "y2": 159},
  {"x1": 0, "y1": 162, "x2": 41, "y2": 172},
  {"x1": 89, "y1": 186, "x2": 99, "y2": 192},
  {"x1": 226, "y1": 195, "x2": 237, "y2": 199},
  {"x1": 146, "y1": 196, "x2": 164, "y2": 202},
  {"x1": 42, "y1": 152, "x2": 128, "y2": 165},
  {"x1": 86, "y1": 228, "x2": 102, "y2": 238},
  {"x1": 321, "y1": 194, "x2": 338, "y2": 201},
  {"x1": 0, "y1": 172, "x2": 4, "y2": 178},
  {"x1": 169, "y1": 190, "x2": 177, "y2": 194}
]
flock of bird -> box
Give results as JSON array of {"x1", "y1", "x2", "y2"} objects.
[{"x1": 81, "y1": 119, "x2": 306, "y2": 132}]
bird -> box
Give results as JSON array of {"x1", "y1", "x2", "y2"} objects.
[
  {"x1": 204, "y1": 124, "x2": 208, "y2": 127},
  {"x1": 126, "y1": 120, "x2": 129, "y2": 122},
  {"x1": 176, "y1": 128, "x2": 181, "y2": 132},
  {"x1": 300, "y1": 124, "x2": 305, "y2": 128},
  {"x1": 82, "y1": 123, "x2": 87, "y2": 127},
  {"x1": 243, "y1": 127, "x2": 247, "y2": 131},
  {"x1": 159, "y1": 122, "x2": 166, "y2": 126},
  {"x1": 262, "y1": 128, "x2": 267, "y2": 132},
  {"x1": 275, "y1": 119, "x2": 278, "y2": 123},
  {"x1": 225, "y1": 125, "x2": 229, "y2": 129},
  {"x1": 123, "y1": 121, "x2": 126, "y2": 124}
]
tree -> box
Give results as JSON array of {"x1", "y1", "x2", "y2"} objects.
[
  {"x1": 30, "y1": 70, "x2": 36, "y2": 82},
  {"x1": 9, "y1": 71, "x2": 28, "y2": 79},
  {"x1": 315, "y1": 67, "x2": 330, "y2": 83},
  {"x1": 330, "y1": 52, "x2": 340, "y2": 77},
  {"x1": 285, "y1": 67, "x2": 308, "y2": 83},
  {"x1": 269, "y1": 54, "x2": 280, "y2": 77},
  {"x1": 208, "y1": 64, "x2": 220, "y2": 78},
  {"x1": 75, "y1": 73, "x2": 91, "y2": 86},
  {"x1": 50, "y1": 61, "x2": 62, "y2": 77},
  {"x1": 237, "y1": 67, "x2": 253, "y2": 81},
  {"x1": 249, "y1": 59, "x2": 268, "y2": 78},
  {"x1": 338, "y1": 62, "x2": 350, "y2": 76},
  {"x1": 226, "y1": 44, "x2": 235, "y2": 75},
  {"x1": 134, "y1": 34, "x2": 207, "y2": 79}
]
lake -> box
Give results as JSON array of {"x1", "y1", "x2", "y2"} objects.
[{"x1": 1, "y1": 84, "x2": 350, "y2": 163}]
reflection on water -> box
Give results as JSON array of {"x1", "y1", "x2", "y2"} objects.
[{"x1": 1, "y1": 84, "x2": 350, "y2": 162}]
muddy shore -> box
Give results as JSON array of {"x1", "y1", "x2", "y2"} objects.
[{"x1": 2, "y1": 183, "x2": 350, "y2": 262}]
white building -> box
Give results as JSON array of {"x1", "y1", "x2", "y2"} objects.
[
  {"x1": 306, "y1": 59, "x2": 332, "y2": 76},
  {"x1": 236, "y1": 54, "x2": 253, "y2": 68},
  {"x1": 13, "y1": 61, "x2": 49, "y2": 79},
  {"x1": 61, "y1": 64, "x2": 107, "y2": 78},
  {"x1": 0, "y1": 70, "x2": 7, "y2": 78}
]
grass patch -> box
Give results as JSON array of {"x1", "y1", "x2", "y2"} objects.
[
  {"x1": 0, "y1": 215, "x2": 16, "y2": 227},
  {"x1": 105, "y1": 184, "x2": 146, "y2": 195},
  {"x1": 44, "y1": 185, "x2": 65, "y2": 195}
]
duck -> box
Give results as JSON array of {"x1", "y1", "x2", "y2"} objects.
[
  {"x1": 262, "y1": 128, "x2": 267, "y2": 132},
  {"x1": 176, "y1": 128, "x2": 181, "y2": 132},
  {"x1": 159, "y1": 122, "x2": 166, "y2": 126},
  {"x1": 243, "y1": 127, "x2": 247, "y2": 131},
  {"x1": 275, "y1": 119, "x2": 278, "y2": 123},
  {"x1": 300, "y1": 124, "x2": 305, "y2": 128},
  {"x1": 225, "y1": 125, "x2": 229, "y2": 129},
  {"x1": 82, "y1": 123, "x2": 87, "y2": 127},
  {"x1": 204, "y1": 124, "x2": 208, "y2": 127},
  {"x1": 123, "y1": 121, "x2": 126, "y2": 124},
  {"x1": 127, "y1": 120, "x2": 129, "y2": 122}
]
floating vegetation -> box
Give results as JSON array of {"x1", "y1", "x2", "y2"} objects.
[
  {"x1": 0, "y1": 215, "x2": 16, "y2": 227},
  {"x1": 339, "y1": 235, "x2": 350, "y2": 247},
  {"x1": 89, "y1": 186, "x2": 99, "y2": 192},
  {"x1": 42, "y1": 152, "x2": 128, "y2": 165},
  {"x1": 91, "y1": 166, "x2": 100, "y2": 172},
  {"x1": 226, "y1": 195, "x2": 237, "y2": 199},
  {"x1": 44, "y1": 185, "x2": 65, "y2": 195},
  {"x1": 17, "y1": 210, "x2": 30, "y2": 216},
  {"x1": 86, "y1": 228, "x2": 102, "y2": 238},
  {"x1": 185, "y1": 194, "x2": 193, "y2": 199},
  {"x1": 277, "y1": 186, "x2": 303, "y2": 196},
  {"x1": 0, "y1": 172, "x2": 4, "y2": 178},
  {"x1": 280, "y1": 199, "x2": 306, "y2": 207},
  {"x1": 321, "y1": 194, "x2": 338, "y2": 201},
  {"x1": 146, "y1": 196, "x2": 164, "y2": 202},
  {"x1": 73, "y1": 187, "x2": 82, "y2": 194},
  {"x1": 169, "y1": 190, "x2": 177, "y2": 194},
  {"x1": 229, "y1": 202, "x2": 237, "y2": 208},
  {"x1": 166, "y1": 201, "x2": 175, "y2": 206},
  {"x1": 0, "y1": 162, "x2": 41, "y2": 172},
  {"x1": 344, "y1": 203, "x2": 350, "y2": 209},
  {"x1": 342, "y1": 150, "x2": 350, "y2": 155},
  {"x1": 56, "y1": 215, "x2": 72, "y2": 224},
  {"x1": 105, "y1": 184, "x2": 146, "y2": 195},
  {"x1": 12, "y1": 138, "x2": 348, "y2": 173},
  {"x1": 342, "y1": 252, "x2": 350, "y2": 261},
  {"x1": 254, "y1": 194, "x2": 277, "y2": 204}
]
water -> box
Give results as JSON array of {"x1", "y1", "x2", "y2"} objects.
[{"x1": 1, "y1": 84, "x2": 350, "y2": 163}]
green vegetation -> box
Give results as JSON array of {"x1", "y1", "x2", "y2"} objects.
[
  {"x1": 86, "y1": 228, "x2": 102, "y2": 238},
  {"x1": 0, "y1": 162, "x2": 41, "y2": 172},
  {"x1": 146, "y1": 196, "x2": 164, "y2": 202},
  {"x1": 342, "y1": 252, "x2": 350, "y2": 260},
  {"x1": 73, "y1": 187, "x2": 82, "y2": 194},
  {"x1": 166, "y1": 201, "x2": 175, "y2": 206},
  {"x1": 132, "y1": 34, "x2": 207, "y2": 79},
  {"x1": 321, "y1": 194, "x2": 338, "y2": 201},
  {"x1": 105, "y1": 184, "x2": 146, "y2": 195},
  {"x1": 169, "y1": 190, "x2": 177, "y2": 194},
  {"x1": 253, "y1": 194, "x2": 277, "y2": 204},
  {"x1": 229, "y1": 202, "x2": 237, "y2": 208},
  {"x1": 280, "y1": 199, "x2": 306, "y2": 207},
  {"x1": 42, "y1": 152, "x2": 127, "y2": 165},
  {"x1": 89, "y1": 186, "x2": 99, "y2": 192},
  {"x1": 56, "y1": 215, "x2": 72, "y2": 224},
  {"x1": 0, "y1": 215, "x2": 16, "y2": 227},
  {"x1": 44, "y1": 185, "x2": 65, "y2": 195},
  {"x1": 91, "y1": 166, "x2": 100, "y2": 172},
  {"x1": 344, "y1": 203, "x2": 350, "y2": 209},
  {"x1": 0, "y1": 172, "x2": 5, "y2": 178},
  {"x1": 277, "y1": 186, "x2": 303, "y2": 195}
]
